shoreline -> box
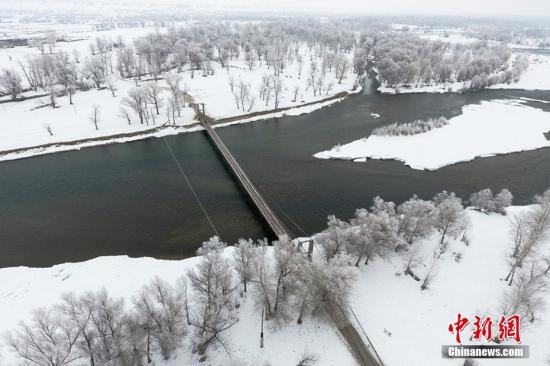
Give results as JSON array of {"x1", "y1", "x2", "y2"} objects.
[
  {"x1": 0, "y1": 89, "x2": 359, "y2": 163},
  {"x1": 315, "y1": 98, "x2": 550, "y2": 171}
]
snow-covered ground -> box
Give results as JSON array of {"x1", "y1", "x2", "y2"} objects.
[
  {"x1": 490, "y1": 54, "x2": 550, "y2": 91},
  {"x1": 1, "y1": 206, "x2": 548, "y2": 365},
  {"x1": 315, "y1": 99, "x2": 550, "y2": 170},
  {"x1": 353, "y1": 206, "x2": 550, "y2": 366},
  {"x1": 0, "y1": 250, "x2": 354, "y2": 366},
  {"x1": 0, "y1": 25, "x2": 357, "y2": 161},
  {"x1": 379, "y1": 54, "x2": 550, "y2": 94}
]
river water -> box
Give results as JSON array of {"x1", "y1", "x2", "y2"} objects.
[{"x1": 1, "y1": 88, "x2": 550, "y2": 267}]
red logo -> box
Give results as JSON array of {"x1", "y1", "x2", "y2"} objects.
[{"x1": 448, "y1": 314, "x2": 521, "y2": 344}]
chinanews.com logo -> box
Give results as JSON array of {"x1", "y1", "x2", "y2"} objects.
[{"x1": 442, "y1": 313, "x2": 529, "y2": 359}]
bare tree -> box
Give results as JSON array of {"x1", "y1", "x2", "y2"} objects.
[
  {"x1": 0, "y1": 68, "x2": 23, "y2": 100},
  {"x1": 420, "y1": 251, "x2": 439, "y2": 290},
  {"x1": 54, "y1": 53, "x2": 78, "y2": 105},
  {"x1": 501, "y1": 262, "x2": 548, "y2": 323},
  {"x1": 188, "y1": 239, "x2": 237, "y2": 354},
  {"x1": 272, "y1": 236, "x2": 302, "y2": 317},
  {"x1": 403, "y1": 246, "x2": 423, "y2": 281},
  {"x1": 296, "y1": 352, "x2": 318, "y2": 366},
  {"x1": 43, "y1": 123, "x2": 54, "y2": 136},
  {"x1": 7, "y1": 308, "x2": 82, "y2": 366},
  {"x1": 165, "y1": 72, "x2": 182, "y2": 115},
  {"x1": 106, "y1": 77, "x2": 118, "y2": 97},
  {"x1": 58, "y1": 289, "x2": 127, "y2": 365},
  {"x1": 119, "y1": 107, "x2": 132, "y2": 125},
  {"x1": 233, "y1": 238, "x2": 260, "y2": 293},
  {"x1": 272, "y1": 76, "x2": 283, "y2": 108},
  {"x1": 133, "y1": 277, "x2": 187, "y2": 360},
  {"x1": 228, "y1": 75, "x2": 235, "y2": 92},
  {"x1": 83, "y1": 57, "x2": 106, "y2": 89},
  {"x1": 506, "y1": 195, "x2": 550, "y2": 285},
  {"x1": 46, "y1": 31, "x2": 57, "y2": 54},
  {"x1": 334, "y1": 55, "x2": 350, "y2": 84},
  {"x1": 122, "y1": 87, "x2": 147, "y2": 124},
  {"x1": 292, "y1": 85, "x2": 300, "y2": 102},
  {"x1": 145, "y1": 82, "x2": 162, "y2": 115},
  {"x1": 90, "y1": 105, "x2": 100, "y2": 130}
]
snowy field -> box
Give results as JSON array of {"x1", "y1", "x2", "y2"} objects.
[
  {"x1": 315, "y1": 99, "x2": 550, "y2": 170},
  {"x1": 0, "y1": 250, "x2": 354, "y2": 366},
  {"x1": 352, "y1": 206, "x2": 550, "y2": 366},
  {"x1": 0, "y1": 25, "x2": 357, "y2": 162},
  {"x1": 0, "y1": 206, "x2": 548, "y2": 365},
  {"x1": 490, "y1": 54, "x2": 550, "y2": 91}
]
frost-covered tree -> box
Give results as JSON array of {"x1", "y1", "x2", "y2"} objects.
[
  {"x1": 233, "y1": 238, "x2": 261, "y2": 293},
  {"x1": 272, "y1": 236, "x2": 303, "y2": 317},
  {"x1": 83, "y1": 56, "x2": 107, "y2": 89},
  {"x1": 55, "y1": 53, "x2": 78, "y2": 104},
  {"x1": 370, "y1": 196, "x2": 396, "y2": 216},
  {"x1": 494, "y1": 189, "x2": 513, "y2": 214},
  {"x1": 145, "y1": 82, "x2": 162, "y2": 115},
  {"x1": 123, "y1": 87, "x2": 147, "y2": 124},
  {"x1": 314, "y1": 215, "x2": 353, "y2": 262},
  {"x1": 397, "y1": 195, "x2": 436, "y2": 244},
  {"x1": 7, "y1": 308, "x2": 81, "y2": 366},
  {"x1": 334, "y1": 55, "x2": 349, "y2": 84},
  {"x1": 433, "y1": 191, "x2": 469, "y2": 247},
  {"x1": 295, "y1": 254, "x2": 356, "y2": 324},
  {"x1": 470, "y1": 188, "x2": 513, "y2": 214},
  {"x1": 372, "y1": 117, "x2": 448, "y2": 136},
  {"x1": 134, "y1": 277, "x2": 187, "y2": 360},
  {"x1": 348, "y1": 209, "x2": 399, "y2": 266},
  {"x1": 469, "y1": 188, "x2": 495, "y2": 213},
  {"x1": 501, "y1": 262, "x2": 548, "y2": 323},
  {"x1": 188, "y1": 239, "x2": 236, "y2": 354},
  {"x1": 0, "y1": 68, "x2": 23, "y2": 100},
  {"x1": 506, "y1": 190, "x2": 550, "y2": 285}
]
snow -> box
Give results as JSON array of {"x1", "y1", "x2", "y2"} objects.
[
  {"x1": 314, "y1": 99, "x2": 550, "y2": 171},
  {"x1": 1, "y1": 206, "x2": 548, "y2": 365},
  {"x1": 490, "y1": 54, "x2": 550, "y2": 91},
  {"x1": 379, "y1": 54, "x2": 550, "y2": 94},
  {"x1": 418, "y1": 33, "x2": 481, "y2": 45},
  {"x1": 350, "y1": 206, "x2": 550, "y2": 366},
  {"x1": 0, "y1": 28, "x2": 357, "y2": 161},
  {"x1": 378, "y1": 81, "x2": 466, "y2": 94},
  {"x1": 0, "y1": 249, "x2": 354, "y2": 366}
]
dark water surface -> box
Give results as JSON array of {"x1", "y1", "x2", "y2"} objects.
[{"x1": 1, "y1": 89, "x2": 550, "y2": 267}]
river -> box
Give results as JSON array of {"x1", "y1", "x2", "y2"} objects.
[{"x1": 1, "y1": 88, "x2": 550, "y2": 267}]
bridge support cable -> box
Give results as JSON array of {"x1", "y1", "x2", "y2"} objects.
[
  {"x1": 200, "y1": 117, "x2": 290, "y2": 238},
  {"x1": 241, "y1": 171, "x2": 307, "y2": 237},
  {"x1": 162, "y1": 136, "x2": 220, "y2": 238}
]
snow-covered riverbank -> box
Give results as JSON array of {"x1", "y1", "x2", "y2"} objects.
[
  {"x1": 315, "y1": 99, "x2": 550, "y2": 170},
  {"x1": 0, "y1": 89, "x2": 354, "y2": 162},
  {"x1": 1, "y1": 205, "x2": 548, "y2": 365},
  {"x1": 378, "y1": 54, "x2": 550, "y2": 94},
  {"x1": 0, "y1": 249, "x2": 354, "y2": 366},
  {"x1": 0, "y1": 24, "x2": 358, "y2": 162}
]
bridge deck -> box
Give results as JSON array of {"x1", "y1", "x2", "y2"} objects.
[
  {"x1": 201, "y1": 120, "x2": 291, "y2": 239},
  {"x1": 200, "y1": 114, "x2": 383, "y2": 366}
]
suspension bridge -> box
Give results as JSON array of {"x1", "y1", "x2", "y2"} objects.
[{"x1": 167, "y1": 103, "x2": 384, "y2": 366}]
